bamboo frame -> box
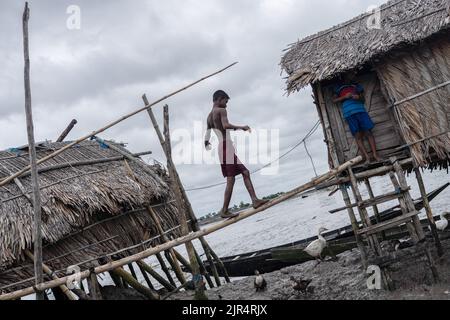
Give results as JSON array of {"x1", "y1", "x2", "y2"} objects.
[{"x1": 0, "y1": 156, "x2": 362, "y2": 300}]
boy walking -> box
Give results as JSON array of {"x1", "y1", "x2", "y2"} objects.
[{"x1": 204, "y1": 90, "x2": 268, "y2": 219}]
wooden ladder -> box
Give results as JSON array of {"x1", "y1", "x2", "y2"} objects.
[{"x1": 343, "y1": 157, "x2": 439, "y2": 289}]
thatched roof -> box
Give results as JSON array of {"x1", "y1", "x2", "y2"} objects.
[
  {"x1": 0, "y1": 140, "x2": 182, "y2": 293},
  {"x1": 281, "y1": 0, "x2": 450, "y2": 92}
]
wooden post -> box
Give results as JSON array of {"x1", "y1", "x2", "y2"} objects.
[
  {"x1": 127, "y1": 263, "x2": 138, "y2": 280},
  {"x1": 112, "y1": 267, "x2": 159, "y2": 300},
  {"x1": 339, "y1": 184, "x2": 368, "y2": 268},
  {"x1": 391, "y1": 159, "x2": 425, "y2": 240},
  {"x1": 137, "y1": 263, "x2": 155, "y2": 290},
  {"x1": 56, "y1": 119, "x2": 77, "y2": 142},
  {"x1": 414, "y1": 168, "x2": 443, "y2": 257},
  {"x1": 364, "y1": 178, "x2": 386, "y2": 241},
  {"x1": 87, "y1": 272, "x2": 102, "y2": 300},
  {"x1": 22, "y1": 2, "x2": 44, "y2": 301},
  {"x1": 194, "y1": 247, "x2": 215, "y2": 289},
  {"x1": 136, "y1": 261, "x2": 176, "y2": 292},
  {"x1": 155, "y1": 253, "x2": 177, "y2": 287},
  {"x1": 157, "y1": 104, "x2": 207, "y2": 300},
  {"x1": 348, "y1": 168, "x2": 383, "y2": 256}
]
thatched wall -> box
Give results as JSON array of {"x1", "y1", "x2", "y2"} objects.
[
  {"x1": 0, "y1": 140, "x2": 183, "y2": 293},
  {"x1": 375, "y1": 34, "x2": 450, "y2": 167},
  {"x1": 281, "y1": 0, "x2": 450, "y2": 92}
]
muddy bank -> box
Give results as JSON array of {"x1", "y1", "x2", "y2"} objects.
[{"x1": 169, "y1": 243, "x2": 450, "y2": 300}]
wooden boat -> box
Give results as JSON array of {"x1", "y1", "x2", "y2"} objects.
[{"x1": 201, "y1": 183, "x2": 449, "y2": 277}]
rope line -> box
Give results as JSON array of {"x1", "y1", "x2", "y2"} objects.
[{"x1": 185, "y1": 120, "x2": 321, "y2": 192}]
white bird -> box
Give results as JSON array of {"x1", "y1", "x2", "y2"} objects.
[
  {"x1": 436, "y1": 213, "x2": 449, "y2": 231},
  {"x1": 304, "y1": 227, "x2": 328, "y2": 260},
  {"x1": 254, "y1": 270, "x2": 267, "y2": 292}
]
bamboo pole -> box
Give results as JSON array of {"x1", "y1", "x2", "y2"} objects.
[
  {"x1": 22, "y1": 2, "x2": 44, "y2": 301},
  {"x1": 56, "y1": 119, "x2": 78, "y2": 142},
  {"x1": 158, "y1": 104, "x2": 207, "y2": 300},
  {"x1": 414, "y1": 168, "x2": 443, "y2": 256},
  {"x1": 87, "y1": 272, "x2": 102, "y2": 300},
  {"x1": 0, "y1": 62, "x2": 238, "y2": 188},
  {"x1": 24, "y1": 250, "x2": 77, "y2": 300},
  {"x1": 137, "y1": 263, "x2": 155, "y2": 290},
  {"x1": 136, "y1": 261, "x2": 176, "y2": 292},
  {"x1": 127, "y1": 263, "x2": 138, "y2": 280},
  {"x1": 155, "y1": 253, "x2": 176, "y2": 287},
  {"x1": 194, "y1": 247, "x2": 215, "y2": 289},
  {"x1": 112, "y1": 267, "x2": 159, "y2": 300},
  {"x1": 364, "y1": 178, "x2": 386, "y2": 241},
  {"x1": 0, "y1": 155, "x2": 362, "y2": 301},
  {"x1": 162, "y1": 104, "x2": 222, "y2": 286}
]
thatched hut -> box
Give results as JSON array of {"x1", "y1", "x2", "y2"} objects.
[
  {"x1": 281, "y1": 0, "x2": 450, "y2": 273},
  {"x1": 281, "y1": 0, "x2": 450, "y2": 169},
  {"x1": 0, "y1": 140, "x2": 183, "y2": 294}
]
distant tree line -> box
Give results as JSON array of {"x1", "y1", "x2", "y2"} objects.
[{"x1": 198, "y1": 192, "x2": 285, "y2": 222}]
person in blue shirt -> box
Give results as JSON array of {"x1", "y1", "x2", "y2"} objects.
[{"x1": 333, "y1": 76, "x2": 382, "y2": 163}]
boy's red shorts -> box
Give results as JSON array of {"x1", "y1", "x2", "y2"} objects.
[{"x1": 218, "y1": 140, "x2": 248, "y2": 178}]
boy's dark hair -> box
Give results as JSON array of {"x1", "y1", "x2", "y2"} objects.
[{"x1": 213, "y1": 90, "x2": 230, "y2": 102}]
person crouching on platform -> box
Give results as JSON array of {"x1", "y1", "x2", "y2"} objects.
[
  {"x1": 332, "y1": 74, "x2": 382, "y2": 164},
  {"x1": 204, "y1": 90, "x2": 269, "y2": 219}
]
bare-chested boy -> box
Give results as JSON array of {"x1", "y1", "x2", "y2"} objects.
[{"x1": 204, "y1": 90, "x2": 268, "y2": 219}]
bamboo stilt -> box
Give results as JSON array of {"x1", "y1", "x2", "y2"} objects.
[
  {"x1": 348, "y1": 168, "x2": 383, "y2": 256},
  {"x1": 144, "y1": 98, "x2": 206, "y2": 300},
  {"x1": 87, "y1": 272, "x2": 102, "y2": 300},
  {"x1": 172, "y1": 250, "x2": 193, "y2": 274},
  {"x1": 112, "y1": 267, "x2": 159, "y2": 300},
  {"x1": 414, "y1": 168, "x2": 443, "y2": 256},
  {"x1": 194, "y1": 247, "x2": 215, "y2": 289},
  {"x1": 364, "y1": 178, "x2": 386, "y2": 241},
  {"x1": 160, "y1": 107, "x2": 208, "y2": 300},
  {"x1": 0, "y1": 156, "x2": 362, "y2": 301},
  {"x1": 22, "y1": 2, "x2": 44, "y2": 300},
  {"x1": 109, "y1": 271, "x2": 124, "y2": 288},
  {"x1": 136, "y1": 261, "x2": 176, "y2": 291},
  {"x1": 155, "y1": 253, "x2": 177, "y2": 287},
  {"x1": 339, "y1": 184, "x2": 368, "y2": 268},
  {"x1": 127, "y1": 263, "x2": 138, "y2": 280},
  {"x1": 137, "y1": 263, "x2": 155, "y2": 290}
]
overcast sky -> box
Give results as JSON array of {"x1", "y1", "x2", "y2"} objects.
[{"x1": 0, "y1": 0, "x2": 386, "y2": 216}]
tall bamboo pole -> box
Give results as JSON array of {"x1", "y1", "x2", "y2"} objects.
[
  {"x1": 162, "y1": 104, "x2": 220, "y2": 286},
  {"x1": 157, "y1": 104, "x2": 207, "y2": 300},
  {"x1": 0, "y1": 156, "x2": 362, "y2": 301},
  {"x1": 0, "y1": 62, "x2": 238, "y2": 188},
  {"x1": 22, "y1": 2, "x2": 44, "y2": 301}
]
